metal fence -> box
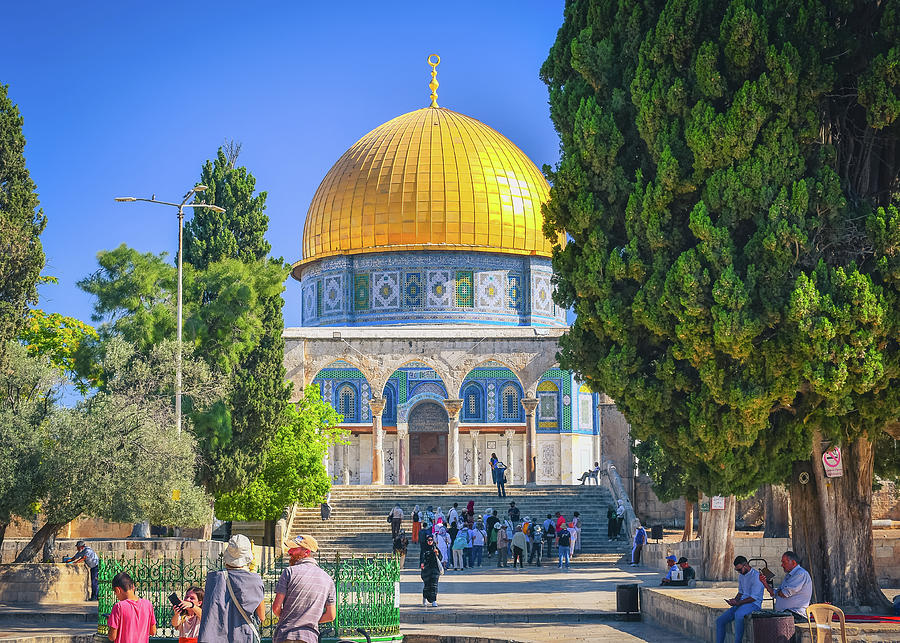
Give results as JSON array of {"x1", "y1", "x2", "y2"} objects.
[{"x1": 97, "y1": 552, "x2": 402, "y2": 642}]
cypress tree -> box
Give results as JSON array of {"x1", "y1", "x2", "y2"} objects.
[
  {"x1": 0, "y1": 84, "x2": 45, "y2": 357},
  {"x1": 184, "y1": 146, "x2": 292, "y2": 499},
  {"x1": 543, "y1": 0, "x2": 899, "y2": 606}
]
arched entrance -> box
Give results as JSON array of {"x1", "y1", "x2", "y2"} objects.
[{"x1": 409, "y1": 402, "x2": 449, "y2": 484}]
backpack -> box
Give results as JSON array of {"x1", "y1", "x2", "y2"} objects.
[{"x1": 558, "y1": 529, "x2": 571, "y2": 547}]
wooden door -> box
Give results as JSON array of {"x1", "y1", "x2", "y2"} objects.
[
  {"x1": 408, "y1": 402, "x2": 449, "y2": 484},
  {"x1": 410, "y1": 433, "x2": 448, "y2": 484}
]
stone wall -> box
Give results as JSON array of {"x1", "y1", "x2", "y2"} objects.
[
  {"x1": 2, "y1": 538, "x2": 228, "y2": 564},
  {"x1": 642, "y1": 534, "x2": 900, "y2": 585},
  {"x1": 0, "y1": 563, "x2": 89, "y2": 603},
  {"x1": 5, "y1": 515, "x2": 132, "y2": 539}
]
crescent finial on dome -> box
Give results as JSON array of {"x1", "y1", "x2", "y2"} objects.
[{"x1": 428, "y1": 54, "x2": 440, "y2": 108}]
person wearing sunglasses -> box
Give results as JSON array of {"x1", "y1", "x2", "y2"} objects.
[{"x1": 715, "y1": 556, "x2": 764, "y2": 643}]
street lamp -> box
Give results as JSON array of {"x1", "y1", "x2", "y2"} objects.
[{"x1": 115, "y1": 186, "x2": 226, "y2": 433}]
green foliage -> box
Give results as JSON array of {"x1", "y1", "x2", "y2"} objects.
[
  {"x1": 0, "y1": 84, "x2": 46, "y2": 357},
  {"x1": 19, "y1": 308, "x2": 101, "y2": 393},
  {"x1": 633, "y1": 436, "x2": 698, "y2": 504},
  {"x1": 0, "y1": 339, "x2": 217, "y2": 533},
  {"x1": 77, "y1": 245, "x2": 176, "y2": 352},
  {"x1": 79, "y1": 146, "x2": 294, "y2": 511},
  {"x1": 183, "y1": 145, "x2": 293, "y2": 504},
  {"x1": 49, "y1": 339, "x2": 218, "y2": 526},
  {"x1": 215, "y1": 387, "x2": 346, "y2": 521},
  {"x1": 183, "y1": 145, "x2": 271, "y2": 267},
  {"x1": 0, "y1": 342, "x2": 59, "y2": 527},
  {"x1": 542, "y1": 0, "x2": 900, "y2": 496}
]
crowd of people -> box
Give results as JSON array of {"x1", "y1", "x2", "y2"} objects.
[
  {"x1": 389, "y1": 499, "x2": 587, "y2": 608},
  {"x1": 101, "y1": 533, "x2": 335, "y2": 643}
]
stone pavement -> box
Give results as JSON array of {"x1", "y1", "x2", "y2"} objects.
[{"x1": 399, "y1": 562, "x2": 693, "y2": 641}]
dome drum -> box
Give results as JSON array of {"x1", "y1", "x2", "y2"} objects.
[{"x1": 298, "y1": 251, "x2": 565, "y2": 327}]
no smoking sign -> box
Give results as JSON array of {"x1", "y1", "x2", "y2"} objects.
[{"x1": 822, "y1": 446, "x2": 843, "y2": 478}]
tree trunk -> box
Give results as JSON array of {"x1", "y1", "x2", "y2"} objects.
[
  {"x1": 763, "y1": 484, "x2": 790, "y2": 538},
  {"x1": 700, "y1": 495, "x2": 735, "y2": 580},
  {"x1": 13, "y1": 522, "x2": 67, "y2": 563},
  {"x1": 129, "y1": 521, "x2": 150, "y2": 538},
  {"x1": 790, "y1": 435, "x2": 890, "y2": 611},
  {"x1": 681, "y1": 498, "x2": 694, "y2": 541}
]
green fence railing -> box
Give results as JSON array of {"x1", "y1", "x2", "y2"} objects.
[{"x1": 97, "y1": 552, "x2": 401, "y2": 642}]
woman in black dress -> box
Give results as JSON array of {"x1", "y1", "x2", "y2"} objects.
[{"x1": 419, "y1": 533, "x2": 442, "y2": 607}]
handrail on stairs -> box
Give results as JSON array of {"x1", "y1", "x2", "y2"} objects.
[{"x1": 601, "y1": 460, "x2": 639, "y2": 538}]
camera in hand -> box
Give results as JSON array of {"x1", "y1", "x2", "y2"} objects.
[{"x1": 168, "y1": 592, "x2": 181, "y2": 609}]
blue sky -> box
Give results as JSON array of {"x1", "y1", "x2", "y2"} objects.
[{"x1": 5, "y1": 1, "x2": 565, "y2": 328}]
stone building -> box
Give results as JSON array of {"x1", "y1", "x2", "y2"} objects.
[{"x1": 282, "y1": 58, "x2": 629, "y2": 488}]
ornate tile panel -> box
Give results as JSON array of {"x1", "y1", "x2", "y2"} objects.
[{"x1": 372, "y1": 271, "x2": 400, "y2": 309}]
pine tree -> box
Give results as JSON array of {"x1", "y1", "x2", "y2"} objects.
[
  {"x1": 542, "y1": 0, "x2": 899, "y2": 606},
  {"x1": 184, "y1": 145, "x2": 292, "y2": 500},
  {"x1": 0, "y1": 84, "x2": 45, "y2": 358}
]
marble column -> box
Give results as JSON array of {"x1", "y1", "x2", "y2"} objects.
[
  {"x1": 369, "y1": 397, "x2": 386, "y2": 485},
  {"x1": 444, "y1": 399, "x2": 463, "y2": 485},
  {"x1": 397, "y1": 423, "x2": 409, "y2": 486},
  {"x1": 341, "y1": 442, "x2": 350, "y2": 485},
  {"x1": 504, "y1": 429, "x2": 515, "y2": 483},
  {"x1": 522, "y1": 398, "x2": 539, "y2": 485},
  {"x1": 471, "y1": 429, "x2": 480, "y2": 484},
  {"x1": 594, "y1": 401, "x2": 603, "y2": 468}
]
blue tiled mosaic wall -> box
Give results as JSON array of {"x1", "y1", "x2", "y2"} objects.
[
  {"x1": 312, "y1": 363, "x2": 598, "y2": 435},
  {"x1": 298, "y1": 251, "x2": 567, "y2": 327}
]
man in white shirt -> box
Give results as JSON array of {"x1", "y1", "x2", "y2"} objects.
[
  {"x1": 760, "y1": 551, "x2": 813, "y2": 619},
  {"x1": 448, "y1": 503, "x2": 459, "y2": 528},
  {"x1": 716, "y1": 556, "x2": 764, "y2": 643}
]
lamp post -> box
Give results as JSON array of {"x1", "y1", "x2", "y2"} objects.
[{"x1": 115, "y1": 187, "x2": 225, "y2": 433}]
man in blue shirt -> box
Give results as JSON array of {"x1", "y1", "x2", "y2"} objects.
[
  {"x1": 715, "y1": 556, "x2": 764, "y2": 643},
  {"x1": 64, "y1": 540, "x2": 99, "y2": 600},
  {"x1": 760, "y1": 551, "x2": 813, "y2": 620}
]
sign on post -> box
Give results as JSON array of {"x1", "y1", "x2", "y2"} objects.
[
  {"x1": 699, "y1": 500, "x2": 710, "y2": 513},
  {"x1": 823, "y1": 446, "x2": 843, "y2": 478},
  {"x1": 711, "y1": 496, "x2": 726, "y2": 510}
]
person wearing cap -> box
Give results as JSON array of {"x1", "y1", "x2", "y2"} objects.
[
  {"x1": 272, "y1": 535, "x2": 336, "y2": 643},
  {"x1": 64, "y1": 540, "x2": 100, "y2": 600},
  {"x1": 662, "y1": 557, "x2": 696, "y2": 586},
  {"x1": 661, "y1": 554, "x2": 682, "y2": 584},
  {"x1": 197, "y1": 534, "x2": 265, "y2": 643}
]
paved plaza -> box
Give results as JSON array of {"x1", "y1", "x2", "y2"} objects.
[{"x1": 399, "y1": 563, "x2": 693, "y2": 641}]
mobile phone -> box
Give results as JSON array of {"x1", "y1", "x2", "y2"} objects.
[{"x1": 168, "y1": 593, "x2": 181, "y2": 608}]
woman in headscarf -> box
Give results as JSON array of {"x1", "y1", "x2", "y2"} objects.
[
  {"x1": 419, "y1": 533, "x2": 442, "y2": 607},
  {"x1": 411, "y1": 505, "x2": 421, "y2": 544},
  {"x1": 466, "y1": 500, "x2": 475, "y2": 521},
  {"x1": 435, "y1": 525, "x2": 451, "y2": 571},
  {"x1": 198, "y1": 535, "x2": 265, "y2": 643}
]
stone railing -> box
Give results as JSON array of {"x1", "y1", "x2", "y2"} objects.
[
  {"x1": 2, "y1": 538, "x2": 227, "y2": 565},
  {"x1": 602, "y1": 460, "x2": 639, "y2": 538}
]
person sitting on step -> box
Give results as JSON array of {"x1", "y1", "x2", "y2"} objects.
[{"x1": 576, "y1": 462, "x2": 601, "y2": 484}]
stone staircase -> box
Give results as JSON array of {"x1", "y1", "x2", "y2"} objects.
[{"x1": 287, "y1": 485, "x2": 631, "y2": 564}]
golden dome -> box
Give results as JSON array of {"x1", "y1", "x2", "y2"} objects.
[{"x1": 295, "y1": 106, "x2": 553, "y2": 273}]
